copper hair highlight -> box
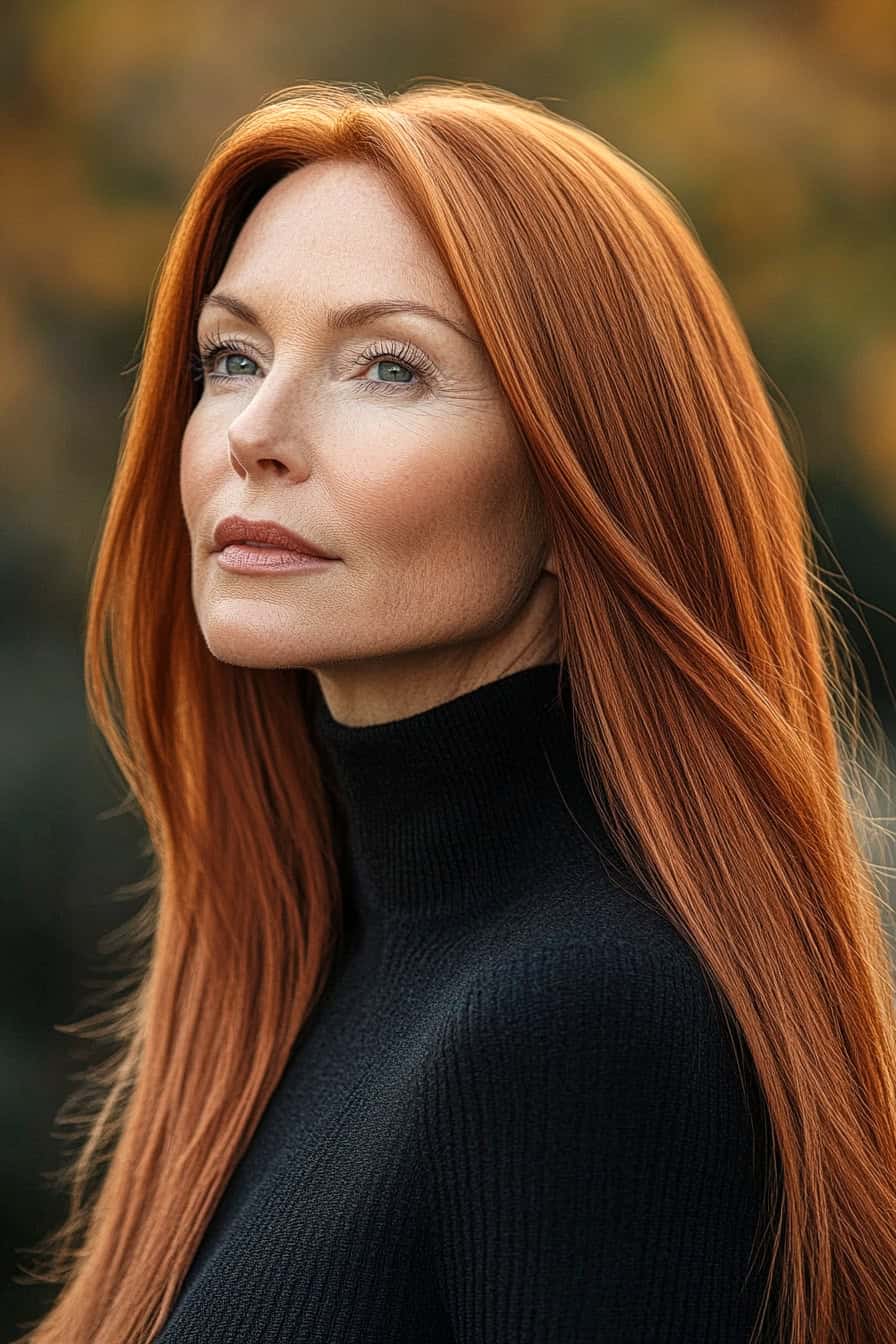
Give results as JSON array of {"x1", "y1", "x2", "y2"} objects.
[{"x1": 13, "y1": 80, "x2": 896, "y2": 1343}]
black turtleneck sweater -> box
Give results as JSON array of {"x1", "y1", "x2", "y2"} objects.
[{"x1": 156, "y1": 661, "x2": 778, "y2": 1342}]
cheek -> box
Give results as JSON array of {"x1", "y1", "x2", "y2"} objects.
[
  {"x1": 337, "y1": 412, "x2": 540, "y2": 583},
  {"x1": 335, "y1": 436, "x2": 502, "y2": 560},
  {"x1": 179, "y1": 412, "x2": 221, "y2": 530}
]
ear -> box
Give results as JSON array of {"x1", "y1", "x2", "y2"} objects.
[{"x1": 543, "y1": 542, "x2": 558, "y2": 577}]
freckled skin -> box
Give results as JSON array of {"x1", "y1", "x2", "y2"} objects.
[{"x1": 180, "y1": 159, "x2": 560, "y2": 726}]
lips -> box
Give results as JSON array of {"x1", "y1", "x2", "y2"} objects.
[{"x1": 212, "y1": 514, "x2": 337, "y2": 559}]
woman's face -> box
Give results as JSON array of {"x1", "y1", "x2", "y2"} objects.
[{"x1": 180, "y1": 158, "x2": 558, "y2": 724}]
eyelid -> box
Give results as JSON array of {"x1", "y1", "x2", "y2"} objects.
[
  {"x1": 195, "y1": 325, "x2": 436, "y2": 363},
  {"x1": 195, "y1": 322, "x2": 268, "y2": 355},
  {"x1": 352, "y1": 337, "x2": 437, "y2": 380}
]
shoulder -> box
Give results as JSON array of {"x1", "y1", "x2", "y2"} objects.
[
  {"x1": 453, "y1": 852, "x2": 736, "y2": 1072},
  {"x1": 421, "y1": 910, "x2": 770, "y2": 1196},
  {"x1": 418, "y1": 930, "x2": 775, "y2": 1340},
  {"x1": 440, "y1": 926, "x2": 741, "y2": 1104}
]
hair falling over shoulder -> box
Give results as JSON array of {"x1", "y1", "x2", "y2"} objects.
[{"x1": 12, "y1": 78, "x2": 896, "y2": 1344}]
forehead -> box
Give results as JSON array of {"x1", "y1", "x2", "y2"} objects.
[{"x1": 213, "y1": 160, "x2": 467, "y2": 328}]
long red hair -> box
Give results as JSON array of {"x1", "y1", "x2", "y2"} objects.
[{"x1": 13, "y1": 80, "x2": 896, "y2": 1343}]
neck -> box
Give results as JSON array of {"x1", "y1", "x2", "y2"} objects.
[{"x1": 309, "y1": 661, "x2": 611, "y2": 927}]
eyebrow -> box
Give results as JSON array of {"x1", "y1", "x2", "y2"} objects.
[{"x1": 197, "y1": 291, "x2": 482, "y2": 347}]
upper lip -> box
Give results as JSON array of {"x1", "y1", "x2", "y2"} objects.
[{"x1": 212, "y1": 515, "x2": 338, "y2": 559}]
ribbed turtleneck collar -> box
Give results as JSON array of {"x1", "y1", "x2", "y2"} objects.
[{"x1": 308, "y1": 661, "x2": 609, "y2": 927}]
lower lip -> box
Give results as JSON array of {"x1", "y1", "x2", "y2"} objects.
[{"x1": 215, "y1": 543, "x2": 336, "y2": 573}]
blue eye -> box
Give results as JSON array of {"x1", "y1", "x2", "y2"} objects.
[
  {"x1": 188, "y1": 332, "x2": 438, "y2": 395},
  {"x1": 351, "y1": 341, "x2": 435, "y2": 395},
  {"x1": 191, "y1": 337, "x2": 260, "y2": 384}
]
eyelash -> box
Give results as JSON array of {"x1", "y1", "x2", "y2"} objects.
[{"x1": 188, "y1": 328, "x2": 437, "y2": 395}]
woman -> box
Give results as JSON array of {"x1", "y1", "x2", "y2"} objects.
[{"x1": 15, "y1": 80, "x2": 896, "y2": 1344}]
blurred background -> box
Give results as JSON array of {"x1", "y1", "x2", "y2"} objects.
[{"x1": 3, "y1": 1, "x2": 894, "y2": 1336}]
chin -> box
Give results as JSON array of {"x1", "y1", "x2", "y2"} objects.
[
  {"x1": 198, "y1": 620, "x2": 297, "y2": 670},
  {"x1": 200, "y1": 608, "x2": 352, "y2": 670}
]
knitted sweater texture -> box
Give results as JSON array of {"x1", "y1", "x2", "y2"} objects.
[{"x1": 156, "y1": 661, "x2": 777, "y2": 1342}]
